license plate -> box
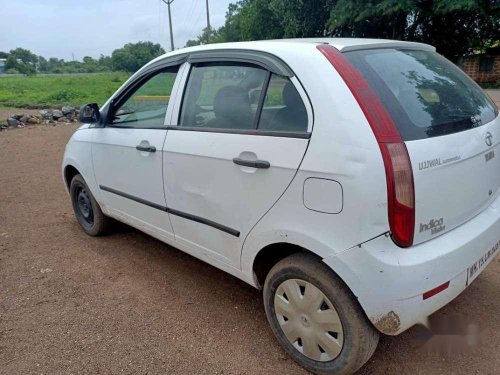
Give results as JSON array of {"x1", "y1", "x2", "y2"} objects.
[{"x1": 466, "y1": 239, "x2": 500, "y2": 286}]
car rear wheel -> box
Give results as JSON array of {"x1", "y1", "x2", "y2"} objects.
[
  {"x1": 263, "y1": 253, "x2": 379, "y2": 375},
  {"x1": 70, "y1": 174, "x2": 110, "y2": 236}
]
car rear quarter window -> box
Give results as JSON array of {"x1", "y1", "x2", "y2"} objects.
[
  {"x1": 344, "y1": 49, "x2": 498, "y2": 141},
  {"x1": 258, "y1": 74, "x2": 308, "y2": 132}
]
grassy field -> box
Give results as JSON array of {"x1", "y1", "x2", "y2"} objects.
[
  {"x1": 0, "y1": 71, "x2": 285, "y2": 110},
  {"x1": 0, "y1": 73, "x2": 130, "y2": 108}
]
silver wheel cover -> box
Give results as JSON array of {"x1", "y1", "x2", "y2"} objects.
[{"x1": 274, "y1": 279, "x2": 344, "y2": 362}]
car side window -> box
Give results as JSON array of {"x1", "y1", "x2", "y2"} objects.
[
  {"x1": 179, "y1": 63, "x2": 268, "y2": 130},
  {"x1": 258, "y1": 74, "x2": 308, "y2": 132},
  {"x1": 110, "y1": 67, "x2": 179, "y2": 128}
]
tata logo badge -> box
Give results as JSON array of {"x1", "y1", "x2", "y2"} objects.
[{"x1": 485, "y1": 132, "x2": 493, "y2": 147}]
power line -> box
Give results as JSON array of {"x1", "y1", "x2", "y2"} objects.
[
  {"x1": 194, "y1": 4, "x2": 204, "y2": 30},
  {"x1": 182, "y1": 0, "x2": 199, "y2": 32}
]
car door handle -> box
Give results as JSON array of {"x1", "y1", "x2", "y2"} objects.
[
  {"x1": 136, "y1": 145, "x2": 156, "y2": 152},
  {"x1": 232, "y1": 157, "x2": 270, "y2": 169}
]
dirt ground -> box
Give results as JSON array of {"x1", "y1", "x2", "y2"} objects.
[{"x1": 0, "y1": 120, "x2": 499, "y2": 374}]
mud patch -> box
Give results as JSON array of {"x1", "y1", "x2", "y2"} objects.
[{"x1": 373, "y1": 311, "x2": 401, "y2": 335}]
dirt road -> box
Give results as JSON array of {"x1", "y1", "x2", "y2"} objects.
[{"x1": 0, "y1": 124, "x2": 499, "y2": 374}]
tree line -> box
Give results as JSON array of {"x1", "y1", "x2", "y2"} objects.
[
  {"x1": 2, "y1": 0, "x2": 497, "y2": 76},
  {"x1": 186, "y1": 0, "x2": 499, "y2": 61},
  {"x1": 0, "y1": 42, "x2": 165, "y2": 75}
]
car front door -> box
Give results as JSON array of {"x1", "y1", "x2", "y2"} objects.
[
  {"x1": 162, "y1": 59, "x2": 312, "y2": 268},
  {"x1": 92, "y1": 64, "x2": 182, "y2": 242}
]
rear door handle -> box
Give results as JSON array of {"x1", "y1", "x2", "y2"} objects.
[
  {"x1": 232, "y1": 157, "x2": 270, "y2": 169},
  {"x1": 136, "y1": 145, "x2": 156, "y2": 152}
]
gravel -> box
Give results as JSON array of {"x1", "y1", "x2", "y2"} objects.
[{"x1": 0, "y1": 123, "x2": 498, "y2": 374}]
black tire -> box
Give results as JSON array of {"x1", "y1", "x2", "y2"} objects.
[
  {"x1": 263, "y1": 253, "x2": 379, "y2": 375},
  {"x1": 69, "y1": 174, "x2": 110, "y2": 236}
]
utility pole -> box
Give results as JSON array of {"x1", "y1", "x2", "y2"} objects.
[
  {"x1": 205, "y1": 0, "x2": 211, "y2": 44},
  {"x1": 161, "y1": 0, "x2": 175, "y2": 51}
]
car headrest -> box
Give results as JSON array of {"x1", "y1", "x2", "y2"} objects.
[{"x1": 213, "y1": 86, "x2": 252, "y2": 124}]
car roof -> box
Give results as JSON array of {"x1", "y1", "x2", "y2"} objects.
[
  {"x1": 130, "y1": 38, "x2": 436, "y2": 90},
  {"x1": 161, "y1": 38, "x2": 435, "y2": 58}
]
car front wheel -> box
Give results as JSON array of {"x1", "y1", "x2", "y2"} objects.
[
  {"x1": 263, "y1": 253, "x2": 379, "y2": 375},
  {"x1": 70, "y1": 174, "x2": 110, "y2": 236}
]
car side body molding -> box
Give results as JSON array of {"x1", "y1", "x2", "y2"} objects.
[{"x1": 99, "y1": 185, "x2": 240, "y2": 237}]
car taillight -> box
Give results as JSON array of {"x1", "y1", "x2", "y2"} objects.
[
  {"x1": 317, "y1": 44, "x2": 415, "y2": 247},
  {"x1": 380, "y1": 143, "x2": 415, "y2": 247}
]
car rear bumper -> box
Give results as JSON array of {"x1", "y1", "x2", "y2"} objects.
[{"x1": 323, "y1": 192, "x2": 500, "y2": 335}]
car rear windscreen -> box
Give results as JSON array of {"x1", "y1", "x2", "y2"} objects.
[{"x1": 344, "y1": 48, "x2": 498, "y2": 141}]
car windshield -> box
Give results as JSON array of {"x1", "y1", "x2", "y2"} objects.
[{"x1": 344, "y1": 48, "x2": 498, "y2": 141}]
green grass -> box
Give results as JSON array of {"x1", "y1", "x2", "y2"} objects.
[
  {"x1": 0, "y1": 70, "x2": 290, "y2": 110},
  {"x1": 0, "y1": 73, "x2": 130, "y2": 108}
]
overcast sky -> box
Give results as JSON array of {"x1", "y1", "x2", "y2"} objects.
[{"x1": 0, "y1": 0, "x2": 233, "y2": 61}]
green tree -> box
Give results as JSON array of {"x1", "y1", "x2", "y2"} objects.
[
  {"x1": 98, "y1": 54, "x2": 112, "y2": 70},
  {"x1": 47, "y1": 57, "x2": 64, "y2": 73},
  {"x1": 209, "y1": 0, "x2": 283, "y2": 43},
  {"x1": 215, "y1": 2, "x2": 245, "y2": 42},
  {"x1": 111, "y1": 42, "x2": 165, "y2": 72},
  {"x1": 82, "y1": 56, "x2": 98, "y2": 72},
  {"x1": 236, "y1": 0, "x2": 283, "y2": 40},
  {"x1": 5, "y1": 48, "x2": 38, "y2": 75},
  {"x1": 197, "y1": 0, "x2": 335, "y2": 44},
  {"x1": 328, "y1": 0, "x2": 500, "y2": 60},
  {"x1": 193, "y1": 0, "x2": 499, "y2": 61},
  {"x1": 185, "y1": 27, "x2": 221, "y2": 47},
  {"x1": 82, "y1": 56, "x2": 96, "y2": 65},
  {"x1": 270, "y1": 0, "x2": 335, "y2": 37},
  {"x1": 37, "y1": 56, "x2": 49, "y2": 72}
]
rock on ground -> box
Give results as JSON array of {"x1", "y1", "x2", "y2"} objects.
[{"x1": 1, "y1": 107, "x2": 78, "y2": 130}]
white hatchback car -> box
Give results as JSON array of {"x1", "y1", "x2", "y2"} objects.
[{"x1": 62, "y1": 38, "x2": 499, "y2": 374}]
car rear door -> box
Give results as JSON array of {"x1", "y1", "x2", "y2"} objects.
[
  {"x1": 344, "y1": 48, "x2": 499, "y2": 245},
  {"x1": 92, "y1": 64, "x2": 184, "y2": 242},
  {"x1": 162, "y1": 57, "x2": 312, "y2": 268}
]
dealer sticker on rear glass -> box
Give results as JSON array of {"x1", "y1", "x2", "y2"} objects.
[{"x1": 466, "y1": 239, "x2": 500, "y2": 286}]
